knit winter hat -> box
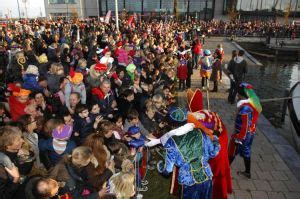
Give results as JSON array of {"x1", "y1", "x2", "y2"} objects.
[
  {"x1": 13, "y1": 88, "x2": 31, "y2": 97},
  {"x1": 8, "y1": 83, "x2": 31, "y2": 97},
  {"x1": 126, "y1": 63, "x2": 136, "y2": 73},
  {"x1": 70, "y1": 72, "x2": 83, "y2": 84},
  {"x1": 25, "y1": 65, "x2": 39, "y2": 75},
  {"x1": 52, "y1": 124, "x2": 73, "y2": 140},
  {"x1": 38, "y1": 53, "x2": 48, "y2": 64}
]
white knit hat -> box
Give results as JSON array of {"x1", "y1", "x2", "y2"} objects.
[{"x1": 25, "y1": 65, "x2": 39, "y2": 75}]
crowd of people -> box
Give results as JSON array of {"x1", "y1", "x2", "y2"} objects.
[
  {"x1": 0, "y1": 16, "x2": 262, "y2": 199},
  {"x1": 190, "y1": 20, "x2": 297, "y2": 38}
]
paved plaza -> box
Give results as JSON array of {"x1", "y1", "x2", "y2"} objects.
[{"x1": 176, "y1": 37, "x2": 300, "y2": 199}]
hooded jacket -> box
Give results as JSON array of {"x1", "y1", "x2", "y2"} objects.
[{"x1": 233, "y1": 56, "x2": 247, "y2": 82}]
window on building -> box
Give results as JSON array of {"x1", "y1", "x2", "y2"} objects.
[
  {"x1": 125, "y1": 0, "x2": 142, "y2": 13},
  {"x1": 161, "y1": 0, "x2": 174, "y2": 13},
  {"x1": 106, "y1": 0, "x2": 124, "y2": 11},
  {"x1": 177, "y1": 0, "x2": 188, "y2": 13},
  {"x1": 48, "y1": 0, "x2": 77, "y2": 4},
  {"x1": 143, "y1": 0, "x2": 160, "y2": 12}
]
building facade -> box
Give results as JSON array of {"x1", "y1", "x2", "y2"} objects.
[
  {"x1": 44, "y1": 0, "x2": 299, "y2": 20},
  {"x1": 44, "y1": 0, "x2": 99, "y2": 19},
  {"x1": 224, "y1": 0, "x2": 300, "y2": 20},
  {"x1": 44, "y1": 0, "x2": 220, "y2": 20}
]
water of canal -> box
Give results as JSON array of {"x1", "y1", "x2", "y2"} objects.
[{"x1": 244, "y1": 55, "x2": 299, "y2": 128}]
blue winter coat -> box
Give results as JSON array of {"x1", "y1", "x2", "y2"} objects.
[{"x1": 23, "y1": 74, "x2": 44, "y2": 92}]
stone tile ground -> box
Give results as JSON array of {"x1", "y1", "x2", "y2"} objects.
[
  {"x1": 176, "y1": 37, "x2": 300, "y2": 199},
  {"x1": 143, "y1": 37, "x2": 300, "y2": 199}
]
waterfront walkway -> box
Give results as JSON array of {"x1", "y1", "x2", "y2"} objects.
[{"x1": 177, "y1": 37, "x2": 300, "y2": 199}]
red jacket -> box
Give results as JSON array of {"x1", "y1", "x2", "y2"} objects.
[
  {"x1": 177, "y1": 65, "x2": 188, "y2": 80},
  {"x1": 193, "y1": 43, "x2": 202, "y2": 55},
  {"x1": 8, "y1": 96, "x2": 29, "y2": 121}
]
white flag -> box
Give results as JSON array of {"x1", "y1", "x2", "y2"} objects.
[{"x1": 105, "y1": 10, "x2": 111, "y2": 24}]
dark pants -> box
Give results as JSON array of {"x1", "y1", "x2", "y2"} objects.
[
  {"x1": 179, "y1": 79, "x2": 186, "y2": 90},
  {"x1": 186, "y1": 75, "x2": 192, "y2": 88},
  {"x1": 228, "y1": 133, "x2": 254, "y2": 175},
  {"x1": 212, "y1": 80, "x2": 218, "y2": 91},
  {"x1": 202, "y1": 77, "x2": 209, "y2": 88},
  {"x1": 228, "y1": 80, "x2": 238, "y2": 103}
]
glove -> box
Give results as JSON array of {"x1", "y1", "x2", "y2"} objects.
[
  {"x1": 234, "y1": 138, "x2": 243, "y2": 145},
  {"x1": 111, "y1": 72, "x2": 118, "y2": 80},
  {"x1": 145, "y1": 138, "x2": 161, "y2": 147}
]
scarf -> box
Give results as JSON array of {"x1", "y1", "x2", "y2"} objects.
[{"x1": 52, "y1": 138, "x2": 68, "y2": 155}]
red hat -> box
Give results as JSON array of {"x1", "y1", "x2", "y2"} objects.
[
  {"x1": 94, "y1": 62, "x2": 107, "y2": 71},
  {"x1": 102, "y1": 47, "x2": 110, "y2": 56},
  {"x1": 116, "y1": 41, "x2": 123, "y2": 47}
]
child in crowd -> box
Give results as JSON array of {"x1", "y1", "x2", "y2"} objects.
[
  {"x1": 39, "y1": 122, "x2": 76, "y2": 168},
  {"x1": 177, "y1": 58, "x2": 188, "y2": 91},
  {"x1": 73, "y1": 104, "x2": 94, "y2": 144},
  {"x1": 111, "y1": 114, "x2": 125, "y2": 140},
  {"x1": 65, "y1": 72, "x2": 86, "y2": 113}
]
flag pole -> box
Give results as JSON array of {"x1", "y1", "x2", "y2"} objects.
[{"x1": 115, "y1": 0, "x2": 119, "y2": 32}]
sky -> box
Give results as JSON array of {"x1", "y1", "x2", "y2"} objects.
[{"x1": 0, "y1": 0, "x2": 45, "y2": 18}]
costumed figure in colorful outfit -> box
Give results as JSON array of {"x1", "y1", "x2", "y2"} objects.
[
  {"x1": 170, "y1": 89, "x2": 232, "y2": 199},
  {"x1": 228, "y1": 83, "x2": 262, "y2": 179},
  {"x1": 146, "y1": 108, "x2": 220, "y2": 199},
  {"x1": 200, "y1": 49, "x2": 213, "y2": 89}
]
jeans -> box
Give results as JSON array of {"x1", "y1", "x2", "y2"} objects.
[
  {"x1": 193, "y1": 54, "x2": 200, "y2": 69},
  {"x1": 228, "y1": 80, "x2": 238, "y2": 103},
  {"x1": 179, "y1": 79, "x2": 186, "y2": 90}
]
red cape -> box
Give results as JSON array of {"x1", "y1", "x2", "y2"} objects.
[{"x1": 208, "y1": 123, "x2": 233, "y2": 199}]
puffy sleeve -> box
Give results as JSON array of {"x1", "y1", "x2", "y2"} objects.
[
  {"x1": 204, "y1": 134, "x2": 220, "y2": 159},
  {"x1": 159, "y1": 139, "x2": 179, "y2": 175}
]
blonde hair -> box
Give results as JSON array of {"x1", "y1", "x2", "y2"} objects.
[
  {"x1": 152, "y1": 94, "x2": 163, "y2": 104},
  {"x1": 0, "y1": 126, "x2": 22, "y2": 151},
  {"x1": 110, "y1": 172, "x2": 135, "y2": 198},
  {"x1": 146, "y1": 104, "x2": 157, "y2": 113},
  {"x1": 78, "y1": 58, "x2": 87, "y2": 68},
  {"x1": 121, "y1": 159, "x2": 134, "y2": 173},
  {"x1": 49, "y1": 63, "x2": 64, "y2": 75},
  {"x1": 144, "y1": 99, "x2": 153, "y2": 110},
  {"x1": 70, "y1": 146, "x2": 93, "y2": 167}
]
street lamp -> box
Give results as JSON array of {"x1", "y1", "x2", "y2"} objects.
[
  {"x1": 17, "y1": 0, "x2": 21, "y2": 19},
  {"x1": 66, "y1": 0, "x2": 69, "y2": 19}
]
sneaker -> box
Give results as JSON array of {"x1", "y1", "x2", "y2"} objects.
[
  {"x1": 137, "y1": 186, "x2": 148, "y2": 192},
  {"x1": 237, "y1": 171, "x2": 251, "y2": 179},
  {"x1": 141, "y1": 180, "x2": 149, "y2": 186}
]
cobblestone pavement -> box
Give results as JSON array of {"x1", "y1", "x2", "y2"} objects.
[{"x1": 177, "y1": 37, "x2": 300, "y2": 199}]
